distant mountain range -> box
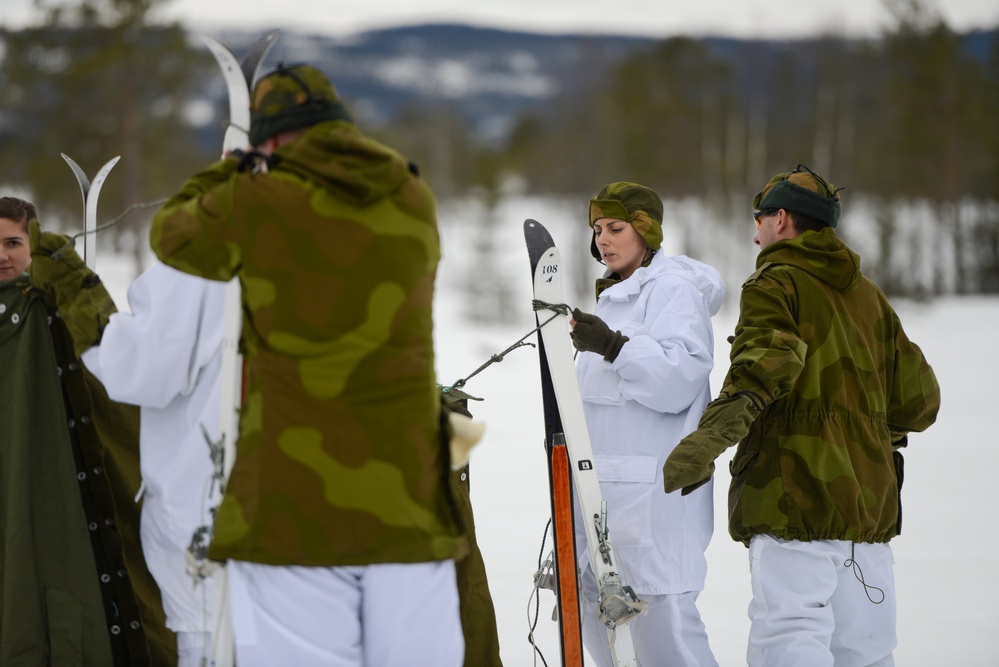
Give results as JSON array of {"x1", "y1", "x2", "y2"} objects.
[
  {"x1": 209, "y1": 23, "x2": 657, "y2": 143},
  {"x1": 205, "y1": 22, "x2": 998, "y2": 144}
]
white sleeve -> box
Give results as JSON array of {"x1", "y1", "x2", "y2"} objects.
[
  {"x1": 611, "y1": 277, "x2": 715, "y2": 414},
  {"x1": 81, "y1": 262, "x2": 227, "y2": 409}
]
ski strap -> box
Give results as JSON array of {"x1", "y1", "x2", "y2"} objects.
[{"x1": 443, "y1": 302, "x2": 569, "y2": 394}]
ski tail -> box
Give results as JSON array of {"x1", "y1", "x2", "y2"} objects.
[{"x1": 549, "y1": 435, "x2": 585, "y2": 667}]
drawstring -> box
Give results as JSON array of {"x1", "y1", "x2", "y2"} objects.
[{"x1": 844, "y1": 542, "x2": 886, "y2": 604}]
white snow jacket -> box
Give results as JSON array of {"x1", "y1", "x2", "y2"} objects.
[
  {"x1": 81, "y1": 262, "x2": 225, "y2": 633},
  {"x1": 574, "y1": 251, "x2": 725, "y2": 595}
]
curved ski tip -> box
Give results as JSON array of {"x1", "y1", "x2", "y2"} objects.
[{"x1": 61, "y1": 154, "x2": 91, "y2": 192}]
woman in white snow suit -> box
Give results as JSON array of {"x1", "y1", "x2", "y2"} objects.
[{"x1": 569, "y1": 182, "x2": 723, "y2": 666}]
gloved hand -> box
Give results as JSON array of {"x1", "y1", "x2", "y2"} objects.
[
  {"x1": 571, "y1": 308, "x2": 629, "y2": 362},
  {"x1": 438, "y1": 387, "x2": 486, "y2": 470},
  {"x1": 27, "y1": 219, "x2": 115, "y2": 356},
  {"x1": 28, "y1": 219, "x2": 87, "y2": 289},
  {"x1": 448, "y1": 411, "x2": 486, "y2": 470},
  {"x1": 664, "y1": 392, "x2": 762, "y2": 494}
]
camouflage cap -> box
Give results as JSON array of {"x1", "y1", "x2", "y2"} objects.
[
  {"x1": 753, "y1": 164, "x2": 842, "y2": 228},
  {"x1": 248, "y1": 63, "x2": 354, "y2": 146},
  {"x1": 587, "y1": 182, "x2": 663, "y2": 261}
]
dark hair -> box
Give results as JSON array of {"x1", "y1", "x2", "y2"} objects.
[
  {"x1": 786, "y1": 210, "x2": 828, "y2": 234},
  {"x1": 0, "y1": 196, "x2": 39, "y2": 231}
]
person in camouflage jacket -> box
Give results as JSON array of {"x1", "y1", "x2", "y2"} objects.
[
  {"x1": 149, "y1": 64, "x2": 466, "y2": 667},
  {"x1": 663, "y1": 166, "x2": 940, "y2": 667},
  {"x1": 2, "y1": 197, "x2": 177, "y2": 666}
]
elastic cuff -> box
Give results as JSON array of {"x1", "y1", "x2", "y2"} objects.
[{"x1": 603, "y1": 332, "x2": 629, "y2": 362}]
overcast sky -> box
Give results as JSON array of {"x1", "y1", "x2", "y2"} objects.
[{"x1": 3, "y1": 0, "x2": 998, "y2": 39}]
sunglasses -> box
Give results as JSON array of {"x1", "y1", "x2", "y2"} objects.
[{"x1": 754, "y1": 208, "x2": 778, "y2": 228}]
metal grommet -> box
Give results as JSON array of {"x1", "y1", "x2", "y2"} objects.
[
  {"x1": 67, "y1": 419, "x2": 75, "y2": 429},
  {"x1": 93, "y1": 466, "x2": 103, "y2": 475},
  {"x1": 110, "y1": 625, "x2": 121, "y2": 635},
  {"x1": 80, "y1": 415, "x2": 91, "y2": 425},
  {"x1": 104, "y1": 517, "x2": 115, "y2": 528},
  {"x1": 100, "y1": 574, "x2": 111, "y2": 583},
  {"x1": 117, "y1": 569, "x2": 127, "y2": 578},
  {"x1": 77, "y1": 471, "x2": 87, "y2": 481},
  {"x1": 10, "y1": 313, "x2": 18, "y2": 324},
  {"x1": 129, "y1": 621, "x2": 140, "y2": 630},
  {"x1": 88, "y1": 522, "x2": 98, "y2": 531},
  {"x1": 68, "y1": 362, "x2": 78, "y2": 371},
  {"x1": 56, "y1": 366, "x2": 62, "y2": 376},
  {"x1": 460, "y1": 471, "x2": 467, "y2": 482},
  {"x1": 0, "y1": 304, "x2": 5, "y2": 314}
]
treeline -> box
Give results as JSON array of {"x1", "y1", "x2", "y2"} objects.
[
  {"x1": 379, "y1": 5, "x2": 999, "y2": 298},
  {"x1": 1, "y1": 1, "x2": 997, "y2": 295}
]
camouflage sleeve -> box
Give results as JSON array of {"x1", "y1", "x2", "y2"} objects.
[
  {"x1": 722, "y1": 277, "x2": 807, "y2": 406},
  {"x1": 886, "y1": 315, "x2": 940, "y2": 440},
  {"x1": 149, "y1": 158, "x2": 242, "y2": 282}
]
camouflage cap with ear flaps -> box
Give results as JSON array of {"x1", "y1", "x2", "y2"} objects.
[
  {"x1": 587, "y1": 182, "x2": 664, "y2": 261},
  {"x1": 248, "y1": 63, "x2": 354, "y2": 147},
  {"x1": 753, "y1": 165, "x2": 843, "y2": 228}
]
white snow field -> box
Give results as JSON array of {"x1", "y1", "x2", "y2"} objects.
[{"x1": 91, "y1": 194, "x2": 996, "y2": 666}]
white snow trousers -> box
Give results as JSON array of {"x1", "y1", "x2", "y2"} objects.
[
  {"x1": 747, "y1": 535, "x2": 897, "y2": 667},
  {"x1": 175, "y1": 631, "x2": 210, "y2": 667},
  {"x1": 227, "y1": 559, "x2": 463, "y2": 667},
  {"x1": 580, "y1": 564, "x2": 718, "y2": 667}
]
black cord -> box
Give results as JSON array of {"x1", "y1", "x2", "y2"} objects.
[
  {"x1": 844, "y1": 542, "x2": 886, "y2": 604},
  {"x1": 528, "y1": 518, "x2": 552, "y2": 667}
]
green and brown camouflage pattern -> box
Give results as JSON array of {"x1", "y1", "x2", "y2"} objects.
[
  {"x1": 150, "y1": 119, "x2": 466, "y2": 566},
  {"x1": 248, "y1": 64, "x2": 353, "y2": 147},
  {"x1": 587, "y1": 181, "x2": 663, "y2": 260},
  {"x1": 723, "y1": 227, "x2": 939, "y2": 545}
]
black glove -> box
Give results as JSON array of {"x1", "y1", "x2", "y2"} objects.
[{"x1": 570, "y1": 308, "x2": 629, "y2": 362}]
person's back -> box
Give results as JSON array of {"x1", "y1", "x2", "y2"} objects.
[{"x1": 150, "y1": 63, "x2": 465, "y2": 667}]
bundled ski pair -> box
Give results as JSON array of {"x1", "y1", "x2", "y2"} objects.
[{"x1": 525, "y1": 220, "x2": 645, "y2": 667}]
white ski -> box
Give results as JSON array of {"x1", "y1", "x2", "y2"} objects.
[
  {"x1": 61, "y1": 153, "x2": 121, "y2": 271},
  {"x1": 525, "y1": 219, "x2": 645, "y2": 667},
  {"x1": 197, "y1": 30, "x2": 279, "y2": 667}
]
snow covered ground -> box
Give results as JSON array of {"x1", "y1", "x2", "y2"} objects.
[{"x1": 95, "y1": 196, "x2": 997, "y2": 666}]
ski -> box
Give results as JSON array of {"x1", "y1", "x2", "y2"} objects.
[
  {"x1": 197, "y1": 30, "x2": 280, "y2": 667},
  {"x1": 60, "y1": 153, "x2": 120, "y2": 271},
  {"x1": 524, "y1": 219, "x2": 644, "y2": 667}
]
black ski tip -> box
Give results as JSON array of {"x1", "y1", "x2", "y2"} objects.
[
  {"x1": 241, "y1": 29, "x2": 281, "y2": 87},
  {"x1": 524, "y1": 218, "x2": 556, "y2": 271}
]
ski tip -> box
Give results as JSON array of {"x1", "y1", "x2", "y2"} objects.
[{"x1": 61, "y1": 154, "x2": 91, "y2": 195}]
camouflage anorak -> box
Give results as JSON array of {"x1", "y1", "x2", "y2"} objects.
[
  {"x1": 724, "y1": 227, "x2": 939, "y2": 545},
  {"x1": 149, "y1": 120, "x2": 465, "y2": 566}
]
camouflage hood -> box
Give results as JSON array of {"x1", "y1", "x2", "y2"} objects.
[
  {"x1": 756, "y1": 226, "x2": 861, "y2": 292},
  {"x1": 273, "y1": 120, "x2": 414, "y2": 207}
]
